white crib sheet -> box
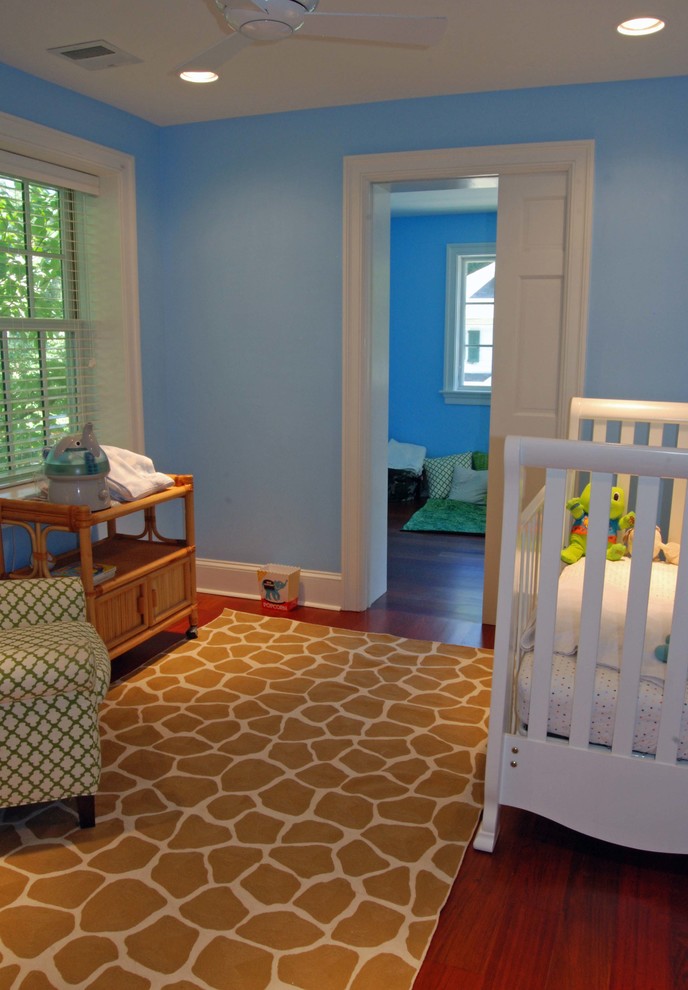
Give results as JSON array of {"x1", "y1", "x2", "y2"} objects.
[{"x1": 517, "y1": 558, "x2": 687, "y2": 758}]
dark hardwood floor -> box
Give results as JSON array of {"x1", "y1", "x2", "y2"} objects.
[{"x1": 111, "y1": 499, "x2": 688, "y2": 990}]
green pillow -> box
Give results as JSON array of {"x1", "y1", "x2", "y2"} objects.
[
  {"x1": 472, "y1": 451, "x2": 489, "y2": 471},
  {"x1": 424, "y1": 452, "x2": 472, "y2": 498}
]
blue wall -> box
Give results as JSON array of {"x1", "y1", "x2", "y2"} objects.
[
  {"x1": 389, "y1": 212, "x2": 496, "y2": 457},
  {"x1": 2, "y1": 66, "x2": 688, "y2": 578}
]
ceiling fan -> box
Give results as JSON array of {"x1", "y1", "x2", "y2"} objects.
[{"x1": 177, "y1": 0, "x2": 447, "y2": 75}]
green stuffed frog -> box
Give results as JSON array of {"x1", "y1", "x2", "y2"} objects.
[{"x1": 561, "y1": 483, "x2": 635, "y2": 565}]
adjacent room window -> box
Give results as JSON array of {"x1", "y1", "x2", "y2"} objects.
[
  {"x1": 0, "y1": 114, "x2": 143, "y2": 488},
  {"x1": 442, "y1": 242, "x2": 495, "y2": 405}
]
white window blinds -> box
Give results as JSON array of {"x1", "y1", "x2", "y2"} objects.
[
  {"x1": 0, "y1": 165, "x2": 101, "y2": 483},
  {"x1": 0, "y1": 148, "x2": 100, "y2": 196},
  {"x1": 0, "y1": 113, "x2": 143, "y2": 488}
]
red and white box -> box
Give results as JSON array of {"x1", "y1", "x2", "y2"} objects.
[{"x1": 257, "y1": 564, "x2": 300, "y2": 612}]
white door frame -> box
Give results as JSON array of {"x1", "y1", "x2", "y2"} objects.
[{"x1": 341, "y1": 140, "x2": 594, "y2": 611}]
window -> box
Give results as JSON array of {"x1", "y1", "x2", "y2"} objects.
[
  {"x1": 442, "y1": 243, "x2": 495, "y2": 405},
  {"x1": 0, "y1": 113, "x2": 142, "y2": 488},
  {"x1": 0, "y1": 173, "x2": 92, "y2": 480}
]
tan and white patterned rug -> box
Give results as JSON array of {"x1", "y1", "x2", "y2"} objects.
[{"x1": 0, "y1": 609, "x2": 491, "y2": 990}]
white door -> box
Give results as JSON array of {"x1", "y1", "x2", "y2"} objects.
[
  {"x1": 482, "y1": 169, "x2": 572, "y2": 622},
  {"x1": 342, "y1": 142, "x2": 593, "y2": 615}
]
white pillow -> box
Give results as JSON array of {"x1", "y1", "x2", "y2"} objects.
[
  {"x1": 388, "y1": 439, "x2": 427, "y2": 474},
  {"x1": 449, "y1": 465, "x2": 488, "y2": 504}
]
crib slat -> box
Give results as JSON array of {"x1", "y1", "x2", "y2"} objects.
[
  {"x1": 591, "y1": 421, "x2": 607, "y2": 443},
  {"x1": 528, "y1": 467, "x2": 568, "y2": 741},
  {"x1": 517, "y1": 494, "x2": 543, "y2": 654},
  {"x1": 668, "y1": 478, "x2": 686, "y2": 545},
  {"x1": 611, "y1": 476, "x2": 661, "y2": 756},
  {"x1": 568, "y1": 475, "x2": 614, "y2": 748},
  {"x1": 619, "y1": 422, "x2": 636, "y2": 444},
  {"x1": 667, "y1": 421, "x2": 688, "y2": 543},
  {"x1": 655, "y1": 496, "x2": 688, "y2": 764},
  {"x1": 676, "y1": 422, "x2": 688, "y2": 449},
  {"x1": 614, "y1": 421, "x2": 639, "y2": 496},
  {"x1": 647, "y1": 422, "x2": 665, "y2": 446}
]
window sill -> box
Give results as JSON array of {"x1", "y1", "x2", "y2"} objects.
[
  {"x1": 0, "y1": 481, "x2": 45, "y2": 501},
  {"x1": 441, "y1": 390, "x2": 492, "y2": 407}
]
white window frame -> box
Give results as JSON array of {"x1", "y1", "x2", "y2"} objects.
[
  {"x1": 0, "y1": 111, "x2": 143, "y2": 491},
  {"x1": 442, "y1": 241, "x2": 495, "y2": 406}
]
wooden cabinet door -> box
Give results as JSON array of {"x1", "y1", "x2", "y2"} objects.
[
  {"x1": 150, "y1": 558, "x2": 192, "y2": 626},
  {"x1": 94, "y1": 581, "x2": 148, "y2": 652}
]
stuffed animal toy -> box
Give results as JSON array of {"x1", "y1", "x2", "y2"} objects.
[
  {"x1": 623, "y1": 524, "x2": 680, "y2": 565},
  {"x1": 561, "y1": 483, "x2": 635, "y2": 565},
  {"x1": 655, "y1": 635, "x2": 670, "y2": 663}
]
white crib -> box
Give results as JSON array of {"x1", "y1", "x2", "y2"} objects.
[{"x1": 474, "y1": 398, "x2": 688, "y2": 854}]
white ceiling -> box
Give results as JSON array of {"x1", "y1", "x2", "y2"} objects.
[
  {"x1": 390, "y1": 177, "x2": 498, "y2": 216},
  {"x1": 1, "y1": 0, "x2": 687, "y2": 128}
]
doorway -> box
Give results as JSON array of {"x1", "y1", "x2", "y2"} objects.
[
  {"x1": 340, "y1": 141, "x2": 593, "y2": 619},
  {"x1": 387, "y1": 182, "x2": 496, "y2": 624}
]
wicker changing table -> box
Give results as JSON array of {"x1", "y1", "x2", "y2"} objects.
[{"x1": 0, "y1": 474, "x2": 198, "y2": 660}]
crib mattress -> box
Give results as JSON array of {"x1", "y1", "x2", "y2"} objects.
[
  {"x1": 516, "y1": 558, "x2": 688, "y2": 759},
  {"x1": 517, "y1": 651, "x2": 688, "y2": 759}
]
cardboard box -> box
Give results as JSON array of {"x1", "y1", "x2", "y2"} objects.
[{"x1": 257, "y1": 564, "x2": 300, "y2": 612}]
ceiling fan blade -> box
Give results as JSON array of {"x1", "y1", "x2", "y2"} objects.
[
  {"x1": 176, "y1": 32, "x2": 251, "y2": 73},
  {"x1": 297, "y1": 13, "x2": 446, "y2": 47}
]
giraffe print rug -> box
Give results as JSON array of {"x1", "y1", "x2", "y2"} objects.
[{"x1": 0, "y1": 609, "x2": 491, "y2": 990}]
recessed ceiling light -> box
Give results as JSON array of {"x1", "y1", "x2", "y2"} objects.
[
  {"x1": 617, "y1": 17, "x2": 665, "y2": 36},
  {"x1": 179, "y1": 69, "x2": 219, "y2": 83}
]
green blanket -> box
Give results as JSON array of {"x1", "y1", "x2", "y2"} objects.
[{"x1": 402, "y1": 498, "x2": 486, "y2": 534}]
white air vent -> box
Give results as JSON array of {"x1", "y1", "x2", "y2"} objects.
[{"x1": 48, "y1": 40, "x2": 141, "y2": 70}]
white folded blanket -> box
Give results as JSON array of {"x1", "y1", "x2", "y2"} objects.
[
  {"x1": 101, "y1": 445, "x2": 174, "y2": 502},
  {"x1": 520, "y1": 558, "x2": 676, "y2": 687}
]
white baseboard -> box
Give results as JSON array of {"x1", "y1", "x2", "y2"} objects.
[{"x1": 196, "y1": 557, "x2": 343, "y2": 612}]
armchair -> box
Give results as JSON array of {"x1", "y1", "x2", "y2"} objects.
[{"x1": 0, "y1": 577, "x2": 110, "y2": 828}]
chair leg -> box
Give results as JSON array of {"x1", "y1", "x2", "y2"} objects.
[{"x1": 76, "y1": 794, "x2": 96, "y2": 829}]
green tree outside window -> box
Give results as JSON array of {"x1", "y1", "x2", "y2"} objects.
[{"x1": 0, "y1": 173, "x2": 79, "y2": 481}]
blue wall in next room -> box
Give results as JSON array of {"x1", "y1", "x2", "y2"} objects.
[{"x1": 389, "y1": 211, "x2": 496, "y2": 458}]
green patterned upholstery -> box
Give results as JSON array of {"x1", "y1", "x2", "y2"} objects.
[
  {"x1": 0, "y1": 578, "x2": 110, "y2": 826},
  {"x1": 0, "y1": 577, "x2": 86, "y2": 629}
]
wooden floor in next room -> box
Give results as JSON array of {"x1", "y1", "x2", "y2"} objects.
[{"x1": 111, "y1": 498, "x2": 688, "y2": 990}]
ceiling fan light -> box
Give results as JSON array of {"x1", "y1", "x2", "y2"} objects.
[
  {"x1": 617, "y1": 17, "x2": 665, "y2": 36},
  {"x1": 179, "y1": 69, "x2": 219, "y2": 82},
  {"x1": 239, "y1": 19, "x2": 295, "y2": 40}
]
